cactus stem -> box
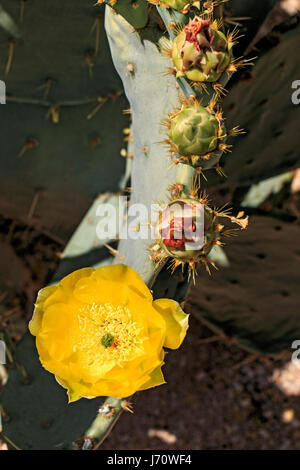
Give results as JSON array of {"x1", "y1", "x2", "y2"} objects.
[
  {"x1": 175, "y1": 162, "x2": 195, "y2": 194},
  {"x1": 98, "y1": 403, "x2": 115, "y2": 417},
  {"x1": 5, "y1": 39, "x2": 16, "y2": 76},
  {"x1": 77, "y1": 397, "x2": 123, "y2": 450}
]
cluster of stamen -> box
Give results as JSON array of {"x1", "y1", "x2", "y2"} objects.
[{"x1": 78, "y1": 303, "x2": 144, "y2": 365}]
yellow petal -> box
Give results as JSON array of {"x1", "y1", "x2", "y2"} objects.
[
  {"x1": 73, "y1": 276, "x2": 128, "y2": 305},
  {"x1": 37, "y1": 303, "x2": 80, "y2": 362},
  {"x1": 43, "y1": 268, "x2": 95, "y2": 310},
  {"x1": 138, "y1": 364, "x2": 166, "y2": 391},
  {"x1": 153, "y1": 299, "x2": 189, "y2": 350},
  {"x1": 29, "y1": 285, "x2": 57, "y2": 336},
  {"x1": 59, "y1": 267, "x2": 94, "y2": 291},
  {"x1": 94, "y1": 265, "x2": 153, "y2": 302}
]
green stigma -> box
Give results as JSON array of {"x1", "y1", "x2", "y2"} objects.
[{"x1": 101, "y1": 333, "x2": 115, "y2": 348}]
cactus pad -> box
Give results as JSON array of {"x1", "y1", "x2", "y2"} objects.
[{"x1": 189, "y1": 215, "x2": 300, "y2": 356}]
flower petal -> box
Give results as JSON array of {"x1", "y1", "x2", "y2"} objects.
[
  {"x1": 153, "y1": 299, "x2": 189, "y2": 349},
  {"x1": 43, "y1": 268, "x2": 95, "y2": 311},
  {"x1": 29, "y1": 285, "x2": 57, "y2": 336},
  {"x1": 93, "y1": 265, "x2": 153, "y2": 302},
  {"x1": 138, "y1": 365, "x2": 166, "y2": 391},
  {"x1": 37, "y1": 303, "x2": 80, "y2": 362}
]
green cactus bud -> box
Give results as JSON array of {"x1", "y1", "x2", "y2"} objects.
[
  {"x1": 168, "y1": 104, "x2": 219, "y2": 157},
  {"x1": 164, "y1": 97, "x2": 230, "y2": 172},
  {"x1": 171, "y1": 17, "x2": 233, "y2": 83}
]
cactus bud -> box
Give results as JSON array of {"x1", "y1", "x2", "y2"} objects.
[
  {"x1": 168, "y1": 104, "x2": 219, "y2": 157},
  {"x1": 164, "y1": 97, "x2": 231, "y2": 171},
  {"x1": 151, "y1": 191, "x2": 249, "y2": 278},
  {"x1": 172, "y1": 17, "x2": 233, "y2": 82},
  {"x1": 156, "y1": 199, "x2": 216, "y2": 261}
]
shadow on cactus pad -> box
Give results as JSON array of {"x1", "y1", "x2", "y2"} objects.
[{"x1": 188, "y1": 215, "x2": 300, "y2": 356}]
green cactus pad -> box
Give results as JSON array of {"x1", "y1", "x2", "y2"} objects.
[
  {"x1": 0, "y1": 0, "x2": 128, "y2": 240},
  {"x1": 107, "y1": 0, "x2": 149, "y2": 30},
  {"x1": 219, "y1": 21, "x2": 300, "y2": 186},
  {"x1": 189, "y1": 215, "x2": 300, "y2": 356},
  {"x1": 169, "y1": 105, "x2": 219, "y2": 156},
  {"x1": 172, "y1": 18, "x2": 233, "y2": 83}
]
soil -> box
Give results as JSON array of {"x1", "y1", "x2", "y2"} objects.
[{"x1": 102, "y1": 317, "x2": 300, "y2": 450}]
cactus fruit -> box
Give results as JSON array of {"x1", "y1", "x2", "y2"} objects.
[
  {"x1": 164, "y1": 96, "x2": 235, "y2": 173},
  {"x1": 151, "y1": 190, "x2": 249, "y2": 278},
  {"x1": 164, "y1": 96, "x2": 242, "y2": 174},
  {"x1": 170, "y1": 17, "x2": 234, "y2": 83}
]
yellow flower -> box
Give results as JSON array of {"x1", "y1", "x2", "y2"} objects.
[{"x1": 29, "y1": 264, "x2": 189, "y2": 402}]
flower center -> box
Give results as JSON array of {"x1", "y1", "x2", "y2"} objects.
[
  {"x1": 78, "y1": 302, "x2": 145, "y2": 366},
  {"x1": 100, "y1": 333, "x2": 115, "y2": 348}
]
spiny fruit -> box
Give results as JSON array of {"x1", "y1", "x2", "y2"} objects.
[
  {"x1": 150, "y1": 190, "x2": 248, "y2": 279},
  {"x1": 163, "y1": 96, "x2": 242, "y2": 175},
  {"x1": 171, "y1": 17, "x2": 234, "y2": 83},
  {"x1": 169, "y1": 104, "x2": 219, "y2": 156}
]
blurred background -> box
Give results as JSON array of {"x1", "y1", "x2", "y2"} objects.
[{"x1": 0, "y1": 0, "x2": 300, "y2": 450}]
